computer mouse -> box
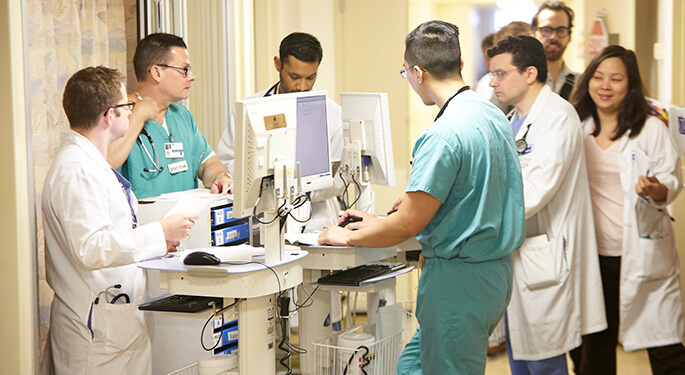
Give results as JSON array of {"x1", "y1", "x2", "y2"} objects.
[
  {"x1": 183, "y1": 251, "x2": 221, "y2": 265},
  {"x1": 339, "y1": 215, "x2": 363, "y2": 228}
]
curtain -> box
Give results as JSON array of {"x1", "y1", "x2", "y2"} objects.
[{"x1": 26, "y1": 0, "x2": 134, "y2": 363}]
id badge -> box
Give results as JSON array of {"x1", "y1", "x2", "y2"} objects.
[
  {"x1": 168, "y1": 160, "x2": 189, "y2": 174},
  {"x1": 164, "y1": 142, "x2": 184, "y2": 158}
]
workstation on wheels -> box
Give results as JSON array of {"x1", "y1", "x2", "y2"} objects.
[{"x1": 135, "y1": 88, "x2": 414, "y2": 374}]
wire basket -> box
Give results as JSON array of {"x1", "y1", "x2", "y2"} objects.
[
  {"x1": 313, "y1": 326, "x2": 403, "y2": 375},
  {"x1": 165, "y1": 362, "x2": 199, "y2": 375}
]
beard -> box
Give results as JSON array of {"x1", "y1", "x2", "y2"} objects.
[{"x1": 544, "y1": 40, "x2": 567, "y2": 62}]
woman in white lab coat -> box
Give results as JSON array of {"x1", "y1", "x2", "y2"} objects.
[{"x1": 572, "y1": 45, "x2": 685, "y2": 375}]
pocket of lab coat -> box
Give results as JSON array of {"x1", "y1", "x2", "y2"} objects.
[
  {"x1": 637, "y1": 234, "x2": 676, "y2": 280},
  {"x1": 515, "y1": 234, "x2": 566, "y2": 290},
  {"x1": 91, "y1": 301, "x2": 148, "y2": 354},
  {"x1": 635, "y1": 201, "x2": 676, "y2": 280}
]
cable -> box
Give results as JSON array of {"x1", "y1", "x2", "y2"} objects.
[
  {"x1": 287, "y1": 193, "x2": 312, "y2": 223},
  {"x1": 339, "y1": 172, "x2": 351, "y2": 210},
  {"x1": 348, "y1": 173, "x2": 363, "y2": 208},
  {"x1": 343, "y1": 345, "x2": 370, "y2": 375},
  {"x1": 292, "y1": 283, "x2": 319, "y2": 311},
  {"x1": 201, "y1": 298, "x2": 242, "y2": 351}
]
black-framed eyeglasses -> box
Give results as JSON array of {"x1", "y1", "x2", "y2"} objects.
[
  {"x1": 156, "y1": 63, "x2": 192, "y2": 77},
  {"x1": 535, "y1": 26, "x2": 570, "y2": 38},
  {"x1": 103, "y1": 101, "x2": 135, "y2": 116}
]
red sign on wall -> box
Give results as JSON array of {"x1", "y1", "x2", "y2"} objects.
[{"x1": 588, "y1": 16, "x2": 609, "y2": 60}]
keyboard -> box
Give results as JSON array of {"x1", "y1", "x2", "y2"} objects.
[
  {"x1": 138, "y1": 294, "x2": 223, "y2": 313},
  {"x1": 317, "y1": 262, "x2": 406, "y2": 286}
]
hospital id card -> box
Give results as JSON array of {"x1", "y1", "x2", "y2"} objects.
[{"x1": 164, "y1": 142, "x2": 184, "y2": 158}]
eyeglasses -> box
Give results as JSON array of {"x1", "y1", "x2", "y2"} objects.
[
  {"x1": 488, "y1": 69, "x2": 518, "y2": 81},
  {"x1": 400, "y1": 65, "x2": 427, "y2": 79},
  {"x1": 103, "y1": 101, "x2": 135, "y2": 116},
  {"x1": 535, "y1": 26, "x2": 570, "y2": 38},
  {"x1": 156, "y1": 63, "x2": 192, "y2": 77}
]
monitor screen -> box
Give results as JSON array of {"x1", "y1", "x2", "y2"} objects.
[{"x1": 296, "y1": 95, "x2": 331, "y2": 180}]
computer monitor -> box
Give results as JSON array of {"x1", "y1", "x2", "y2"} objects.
[
  {"x1": 296, "y1": 94, "x2": 334, "y2": 192},
  {"x1": 340, "y1": 92, "x2": 395, "y2": 212},
  {"x1": 233, "y1": 90, "x2": 332, "y2": 262}
]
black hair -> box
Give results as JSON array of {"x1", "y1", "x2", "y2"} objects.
[
  {"x1": 404, "y1": 20, "x2": 462, "y2": 80},
  {"x1": 571, "y1": 45, "x2": 651, "y2": 140},
  {"x1": 133, "y1": 33, "x2": 188, "y2": 81},
  {"x1": 279, "y1": 32, "x2": 323, "y2": 64},
  {"x1": 487, "y1": 35, "x2": 547, "y2": 83}
]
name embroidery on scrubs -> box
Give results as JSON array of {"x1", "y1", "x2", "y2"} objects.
[{"x1": 168, "y1": 160, "x2": 189, "y2": 174}]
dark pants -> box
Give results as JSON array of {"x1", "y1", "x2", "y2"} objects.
[{"x1": 575, "y1": 255, "x2": 685, "y2": 375}]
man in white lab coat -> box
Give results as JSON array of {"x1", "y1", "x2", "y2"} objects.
[
  {"x1": 216, "y1": 32, "x2": 344, "y2": 231},
  {"x1": 487, "y1": 36, "x2": 606, "y2": 374},
  {"x1": 42, "y1": 66, "x2": 196, "y2": 375}
]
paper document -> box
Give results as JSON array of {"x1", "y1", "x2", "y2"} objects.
[
  {"x1": 159, "y1": 188, "x2": 232, "y2": 218},
  {"x1": 284, "y1": 232, "x2": 322, "y2": 246}
]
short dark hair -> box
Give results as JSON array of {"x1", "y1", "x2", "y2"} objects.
[
  {"x1": 571, "y1": 45, "x2": 650, "y2": 140},
  {"x1": 63, "y1": 66, "x2": 125, "y2": 130},
  {"x1": 487, "y1": 35, "x2": 547, "y2": 83},
  {"x1": 133, "y1": 33, "x2": 188, "y2": 81},
  {"x1": 404, "y1": 20, "x2": 462, "y2": 80},
  {"x1": 481, "y1": 33, "x2": 495, "y2": 50},
  {"x1": 532, "y1": 1, "x2": 574, "y2": 31},
  {"x1": 279, "y1": 32, "x2": 323, "y2": 64}
]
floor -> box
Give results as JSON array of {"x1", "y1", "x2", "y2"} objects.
[{"x1": 484, "y1": 346, "x2": 652, "y2": 374}]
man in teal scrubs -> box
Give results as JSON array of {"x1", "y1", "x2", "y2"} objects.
[
  {"x1": 108, "y1": 33, "x2": 232, "y2": 199},
  {"x1": 319, "y1": 20, "x2": 525, "y2": 374}
]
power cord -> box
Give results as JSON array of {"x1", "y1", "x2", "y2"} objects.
[{"x1": 343, "y1": 345, "x2": 371, "y2": 375}]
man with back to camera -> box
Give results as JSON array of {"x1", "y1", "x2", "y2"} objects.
[
  {"x1": 487, "y1": 35, "x2": 607, "y2": 375},
  {"x1": 319, "y1": 20, "x2": 525, "y2": 374},
  {"x1": 41, "y1": 66, "x2": 197, "y2": 374},
  {"x1": 108, "y1": 33, "x2": 233, "y2": 199},
  {"x1": 215, "y1": 32, "x2": 344, "y2": 231},
  {"x1": 532, "y1": 0, "x2": 578, "y2": 100}
]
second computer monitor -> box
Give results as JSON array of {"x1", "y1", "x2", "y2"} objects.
[{"x1": 341, "y1": 92, "x2": 396, "y2": 187}]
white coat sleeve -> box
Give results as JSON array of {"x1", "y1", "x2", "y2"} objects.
[
  {"x1": 522, "y1": 113, "x2": 582, "y2": 219},
  {"x1": 47, "y1": 168, "x2": 166, "y2": 270},
  {"x1": 644, "y1": 117, "x2": 683, "y2": 206}
]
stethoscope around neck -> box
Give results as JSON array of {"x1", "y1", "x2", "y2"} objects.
[
  {"x1": 138, "y1": 128, "x2": 164, "y2": 172},
  {"x1": 264, "y1": 82, "x2": 279, "y2": 97},
  {"x1": 516, "y1": 123, "x2": 533, "y2": 154}
]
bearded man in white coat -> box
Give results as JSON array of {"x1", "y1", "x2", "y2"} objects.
[
  {"x1": 42, "y1": 66, "x2": 196, "y2": 374},
  {"x1": 487, "y1": 35, "x2": 607, "y2": 374}
]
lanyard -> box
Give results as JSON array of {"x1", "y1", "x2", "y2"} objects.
[
  {"x1": 111, "y1": 168, "x2": 138, "y2": 229},
  {"x1": 434, "y1": 85, "x2": 471, "y2": 121}
]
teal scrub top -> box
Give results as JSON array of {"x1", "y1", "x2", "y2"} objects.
[
  {"x1": 406, "y1": 90, "x2": 525, "y2": 262},
  {"x1": 120, "y1": 103, "x2": 213, "y2": 199}
]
